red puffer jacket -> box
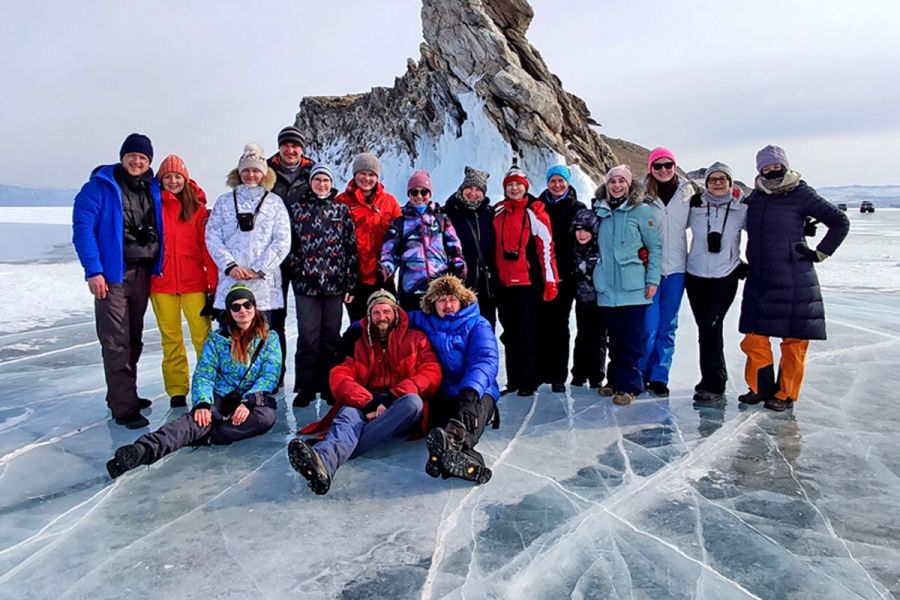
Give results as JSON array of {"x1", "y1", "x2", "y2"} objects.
[
  {"x1": 150, "y1": 180, "x2": 217, "y2": 294},
  {"x1": 336, "y1": 181, "x2": 401, "y2": 285},
  {"x1": 300, "y1": 310, "x2": 442, "y2": 437},
  {"x1": 493, "y1": 195, "x2": 558, "y2": 287}
]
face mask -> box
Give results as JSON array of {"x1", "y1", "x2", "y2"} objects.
[{"x1": 762, "y1": 168, "x2": 786, "y2": 180}]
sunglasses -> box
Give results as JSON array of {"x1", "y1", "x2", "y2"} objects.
[
  {"x1": 651, "y1": 161, "x2": 675, "y2": 171},
  {"x1": 229, "y1": 300, "x2": 255, "y2": 313},
  {"x1": 707, "y1": 176, "x2": 729, "y2": 184},
  {"x1": 408, "y1": 188, "x2": 431, "y2": 197}
]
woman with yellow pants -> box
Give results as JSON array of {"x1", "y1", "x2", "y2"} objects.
[{"x1": 150, "y1": 155, "x2": 218, "y2": 407}]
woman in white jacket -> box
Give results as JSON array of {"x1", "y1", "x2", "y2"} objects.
[
  {"x1": 206, "y1": 144, "x2": 291, "y2": 326},
  {"x1": 685, "y1": 162, "x2": 747, "y2": 404}
]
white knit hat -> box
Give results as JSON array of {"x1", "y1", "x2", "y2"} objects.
[{"x1": 238, "y1": 143, "x2": 268, "y2": 175}]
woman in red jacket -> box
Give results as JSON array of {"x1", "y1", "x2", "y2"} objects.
[{"x1": 150, "y1": 155, "x2": 218, "y2": 407}]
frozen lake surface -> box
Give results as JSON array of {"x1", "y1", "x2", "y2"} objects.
[{"x1": 0, "y1": 209, "x2": 898, "y2": 599}]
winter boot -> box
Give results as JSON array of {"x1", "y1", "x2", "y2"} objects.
[
  {"x1": 597, "y1": 386, "x2": 614, "y2": 397},
  {"x1": 427, "y1": 419, "x2": 492, "y2": 484},
  {"x1": 738, "y1": 390, "x2": 764, "y2": 405},
  {"x1": 106, "y1": 443, "x2": 149, "y2": 479},
  {"x1": 646, "y1": 381, "x2": 670, "y2": 397},
  {"x1": 170, "y1": 395, "x2": 187, "y2": 408},
  {"x1": 288, "y1": 438, "x2": 331, "y2": 495},
  {"x1": 551, "y1": 383, "x2": 566, "y2": 393},
  {"x1": 292, "y1": 392, "x2": 315, "y2": 408},
  {"x1": 693, "y1": 390, "x2": 725, "y2": 404},
  {"x1": 114, "y1": 413, "x2": 149, "y2": 429},
  {"x1": 570, "y1": 377, "x2": 587, "y2": 387},
  {"x1": 138, "y1": 397, "x2": 152, "y2": 409},
  {"x1": 612, "y1": 391, "x2": 635, "y2": 406},
  {"x1": 764, "y1": 396, "x2": 794, "y2": 412}
]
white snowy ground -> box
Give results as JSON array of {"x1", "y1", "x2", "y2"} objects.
[{"x1": 0, "y1": 208, "x2": 898, "y2": 599}]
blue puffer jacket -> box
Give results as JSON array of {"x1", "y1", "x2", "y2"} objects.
[
  {"x1": 591, "y1": 186, "x2": 662, "y2": 307},
  {"x1": 740, "y1": 177, "x2": 849, "y2": 340},
  {"x1": 72, "y1": 164, "x2": 164, "y2": 282},
  {"x1": 408, "y1": 303, "x2": 500, "y2": 402},
  {"x1": 191, "y1": 326, "x2": 282, "y2": 407}
]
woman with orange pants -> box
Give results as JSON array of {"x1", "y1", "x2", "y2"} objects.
[
  {"x1": 738, "y1": 145, "x2": 849, "y2": 411},
  {"x1": 150, "y1": 155, "x2": 217, "y2": 407}
]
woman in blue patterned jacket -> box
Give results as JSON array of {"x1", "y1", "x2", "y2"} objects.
[
  {"x1": 106, "y1": 284, "x2": 281, "y2": 478},
  {"x1": 380, "y1": 170, "x2": 467, "y2": 312}
]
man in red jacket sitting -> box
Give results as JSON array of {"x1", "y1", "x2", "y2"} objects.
[{"x1": 288, "y1": 290, "x2": 442, "y2": 495}]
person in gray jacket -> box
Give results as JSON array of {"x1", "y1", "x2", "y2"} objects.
[
  {"x1": 206, "y1": 144, "x2": 291, "y2": 323},
  {"x1": 685, "y1": 162, "x2": 748, "y2": 403}
]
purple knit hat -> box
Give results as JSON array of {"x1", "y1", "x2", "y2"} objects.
[
  {"x1": 755, "y1": 145, "x2": 789, "y2": 172},
  {"x1": 647, "y1": 147, "x2": 676, "y2": 172},
  {"x1": 407, "y1": 170, "x2": 432, "y2": 193}
]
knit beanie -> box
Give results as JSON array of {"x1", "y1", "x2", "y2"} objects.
[
  {"x1": 225, "y1": 283, "x2": 256, "y2": 307},
  {"x1": 277, "y1": 125, "x2": 306, "y2": 148},
  {"x1": 407, "y1": 170, "x2": 432, "y2": 193},
  {"x1": 238, "y1": 143, "x2": 268, "y2": 175},
  {"x1": 755, "y1": 145, "x2": 789, "y2": 173},
  {"x1": 157, "y1": 155, "x2": 189, "y2": 180},
  {"x1": 503, "y1": 166, "x2": 529, "y2": 192},
  {"x1": 647, "y1": 147, "x2": 677, "y2": 172},
  {"x1": 459, "y1": 166, "x2": 489, "y2": 193},
  {"x1": 605, "y1": 164, "x2": 633, "y2": 188},
  {"x1": 366, "y1": 289, "x2": 399, "y2": 316},
  {"x1": 705, "y1": 161, "x2": 733, "y2": 184},
  {"x1": 352, "y1": 152, "x2": 381, "y2": 177},
  {"x1": 545, "y1": 164, "x2": 571, "y2": 184},
  {"x1": 119, "y1": 133, "x2": 154, "y2": 161},
  {"x1": 309, "y1": 163, "x2": 334, "y2": 183}
]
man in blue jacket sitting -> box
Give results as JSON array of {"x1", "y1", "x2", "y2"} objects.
[
  {"x1": 72, "y1": 133, "x2": 164, "y2": 429},
  {"x1": 408, "y1": 275, "x2": 500, "y2": 484}
]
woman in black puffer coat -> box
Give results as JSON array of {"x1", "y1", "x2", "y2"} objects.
[{"x1": 738, "y1": 145, "x2": 849, "y2": 412}]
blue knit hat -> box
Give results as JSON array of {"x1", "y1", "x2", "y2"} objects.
[
  {"x1": 119, "y1": 133, "x2": 153, "y2": 162},
  {"x1": 545, "y1": 164, "x2": 571, "y2": 184},
  {"x1": 755, "y1": 145, "x2": 789, "y2": 173}
]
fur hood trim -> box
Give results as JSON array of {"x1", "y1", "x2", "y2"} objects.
[
  {"x1": 226, "y1": 168, "x2": 277, "y2": 191},
  {"x1": 420, "y1": 275, "x2": 477, "y2": 315},
  {"x1": 592, "y1": 180, "x2": 646, "y2": 207}
]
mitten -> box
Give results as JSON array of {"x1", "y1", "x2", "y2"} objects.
[
  {"x1": 794, "y1": 243, "x2": 824, "y2": 262},
  {"x1": 638, "y1": 247, "x2": 649, "y2": 266},
  {"x1": 803, "y1": 218, "x2": 819, "y2": 237},
  {"x1": 543, "y1": 281, "x2": 558, "y2": 302},
  {"x1": 734, "y1": 261, "x2": 748, "y2": 280}
]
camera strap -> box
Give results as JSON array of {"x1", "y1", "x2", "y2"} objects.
[
  {"x1": 500, "y1": 206, "x2": 529, "y2": 257},
  {"x1": 233, "y1": 189, "x2": 271, "y2": 219},
  {"x1": 229, "y1": 335, "x2": 266, "y2": 397},
  {"x1": 706, "y1": 200, "x2": 733, "y2": 236}
]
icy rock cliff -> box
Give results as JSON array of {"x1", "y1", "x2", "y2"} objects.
[{"x1": 292, "y1": 0, "x2": 617, "y2": 199}]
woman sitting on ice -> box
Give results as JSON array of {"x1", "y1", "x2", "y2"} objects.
[{"x1": 106, "y1": 285, "x2": 281, "y2": 478}]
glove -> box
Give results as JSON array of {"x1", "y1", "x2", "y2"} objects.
[
  {"x1": 803, "y1": 218, "x2": 819, "y2": 237},
  {"x1": 794, "y1": 243, "x2": 822, "y2": 262},
  {"x1": 199, "y1": 292, "x2": 215, "y2": 317},
  {"x1": 543, "y1": 281, "x2": 558, "y2": 302},
  {"x1": 457, "y1": 388, "x2": 481, "y2": 433},
  {"x1": 734, "y1": 261, "x2": 748, "y2": 280},
  {"x1": 638, "y1": 247, "x2": 649, "y2": 266}
]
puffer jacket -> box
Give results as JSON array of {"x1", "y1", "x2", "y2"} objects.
[
  {"x1": 301, "y1": 310, "x2": 442, "y2": 437},
  {"x1": 592, "y1": 185, "x2": 662, "y2": 307},
  {"x1": 380, "y1": 202, "x2": 467, "y2": 295},
  {"x1": 538, "y1": 186, "x2": 586, "y2": 285},
  {"x1": 493, "y1": 195, "x2": 558, "y2": 288},
  {"x1": 571, "y1": 208, "x2": 600, "y2": 304},
  {"x1": 686, "y1": 189, "x2": 747, "y2": 279},
  {"x1": 408, "y1": 303, "x2": 500, "y2": 402},
  {"x1": 739, "y1": 178, "x2": 850, "y2": 340},
  {"x1": 644, "y1": 176, "x2": 695, "y2": 276},
  {"x1": 285, "y1": 188, "x2": 358, "y2": 297},
  {"x1": 190, "y1": 325, "x2": 282, "y2": 408},
  {"x1": 72, "y1": 164, "x2": 164, "y2": 282},
  {"x1": 444, "y1": 192, "x2": 497, "y2": 297},
  {"x1": 206, "y1": 170, "x2": 291, "y2": 310},
  {"x1": 151, "y1": 180, "x2": 217, "y2": 294},
  {"x1": 268, "y1": 154, "x2": 313, "y2": 209},
  {"x1": 336, "y1": 181, "x2": 402, "y2": 286}
]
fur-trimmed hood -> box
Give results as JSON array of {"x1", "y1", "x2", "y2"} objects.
[
  {"x1": 419, "y1": 275, "x2": 477, "y2": 315},
  {"x1": 591, "y1": 180, "x2": 646, "y2": 209},
  {"x1": 226, "y1": 168, "x2": 277, "y2": 191}
]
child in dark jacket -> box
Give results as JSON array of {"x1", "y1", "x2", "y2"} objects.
[{"x1": 570, "y1": 208, "x2": 607, "y2": 388}]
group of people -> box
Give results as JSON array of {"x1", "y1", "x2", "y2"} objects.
[{"x1": 72, "y1": 129, "x2": 849, "y2": 492}]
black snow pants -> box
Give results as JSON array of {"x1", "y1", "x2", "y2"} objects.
[
  {"x1": 571, "y1": 301, "x2": 608, "y2": 386},
  {"x1": 536, "y1": 281, "x2": 575, "y2": 385},
  {"x1": 497, "y1": 284, "x2": 541, "y2": 392},
  {"x1": 685, "y1": 270, "x2": 740, "y2": 394}
]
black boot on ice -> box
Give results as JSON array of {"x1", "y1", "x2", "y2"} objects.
[
  {"x1": 106, "y1": 443, "x2": 148, "y2": 479},
  {"x1": 425, "y1": 420, "x2": 465, "y2": 479},
  {"x1": 288, "y1": 438, "x2": 331, "y2": 495},
  {"x1": 428, "y1": 419, "x2": 492, "y2": 484},
  {"x1": 764, "y1": 396, "x2": 794, "y2": 412},
  {"x1": 738, "y1": 389, "x2": 764, "y2": 405}
]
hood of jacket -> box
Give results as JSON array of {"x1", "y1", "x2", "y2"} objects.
[{"x1": 226, "y1": 168, "x2": 277, "y2": 191}]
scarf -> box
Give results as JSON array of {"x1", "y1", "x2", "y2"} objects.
[{"x1": 755, "y1": 169, "x2": 802, "y2": 195}]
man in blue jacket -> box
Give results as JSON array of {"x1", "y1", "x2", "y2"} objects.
[
  {"x1": 408, "y1": 275, "x2": 500, "y2": 484},
  {"x1": 72, "y1": 133, "x2": 164, "y2": 429}
]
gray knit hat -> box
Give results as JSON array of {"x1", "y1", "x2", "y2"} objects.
[
  {"x1": 277, "y1": 125, "x2": 306, "y2": 147},
  {"x1": 755, "y1": 145, "x2": 789, "y2": 173},
  {"x1": 237, "y1": 143, "x2": 268, "y2": 175},
  {"x1": 309, "y1": 163, "x2": 334, "y2": 183},
  {"x1": 352, "y1": 152, "x2": 381, "y2": 177},
  {"x1": 459, "y1": 166, "x2": 489, "y2": 193},
  {"x1": 705, "y1": 161, "x2": 733, "y2": 184}
]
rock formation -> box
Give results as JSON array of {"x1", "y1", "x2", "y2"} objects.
[{"x1": 293, "y1": 0, "x2": 618, "y2": 198}]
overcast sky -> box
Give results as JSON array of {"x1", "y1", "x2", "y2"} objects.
[{"x1": 2, "y1": 0, "x2": 898, "y2": 192}]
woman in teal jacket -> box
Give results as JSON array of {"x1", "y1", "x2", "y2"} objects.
[{"x1": 592, "y1": 165, "x2": 662, "y2": 405}]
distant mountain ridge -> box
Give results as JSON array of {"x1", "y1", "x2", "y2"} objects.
[
  {"x1": 0, "y1": 185, "x2": 76, "y2": 207},
  {"x1": 818, "y1": 185, "x2": 900, "y2": 208}
]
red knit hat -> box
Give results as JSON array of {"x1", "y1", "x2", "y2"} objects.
[
  {"x1": 647, "y1": 147, "x2": 677, "y2": 172},
  {"x1": 157, "y1": 154, "x2": 189, "y2": 180},
  {"x1": 502, "y1": 166, "x2": 529, "y2": 191}
]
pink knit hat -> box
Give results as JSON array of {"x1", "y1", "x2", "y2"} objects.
[
  {"x1": 407, "y1": 169, "x2": 433, "y2": 193},
  {"x1": 605, "y1": 164, "x2": 633, "y2": 188},
  {"x1": 157, "y1": 154, "x2": 189, "y2": 180},
  {"x1": 647, "y1": 147, "x2": 677, "y2": 172}
]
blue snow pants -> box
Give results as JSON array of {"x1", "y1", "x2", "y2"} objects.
[{"x1": 640, "y1": 272, "x2": 685, "y2": 384}]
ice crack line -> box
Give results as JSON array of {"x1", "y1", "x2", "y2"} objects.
[{"x1": 420, "y1": 392, "x2": 539, "y2": 600}]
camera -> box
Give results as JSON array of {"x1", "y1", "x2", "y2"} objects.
[
  {"x1": 128, "y1": 224, "x2": 158, "y2": 247},
  {"x1": 236, "y1": 212, "x2": 256, "y2": 232},
  {"x1": 502, "y1": 249, "x2": 520, "y2": 261},
  {"x1": 707, "y1": 231, "x2": 722, "y2": 254}
]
